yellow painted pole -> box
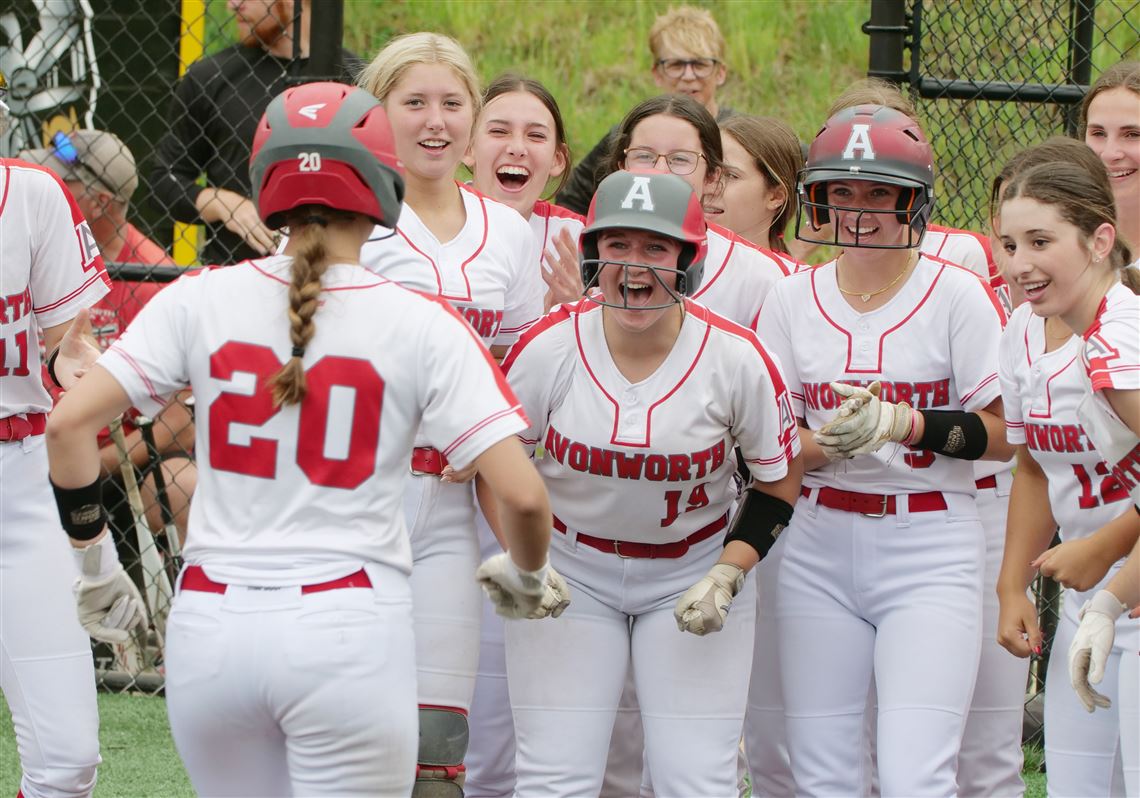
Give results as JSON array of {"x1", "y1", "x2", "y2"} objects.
[{"x1": 172, "y1": 0, "x2": 206, "y2": 266}]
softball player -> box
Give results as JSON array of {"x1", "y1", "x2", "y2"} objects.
[
  {"x1": 500, "y1": 169, "x2": 802, "y2": 798},
  {"x1": 354, "y1": 34, "x2": 547, "y2": 791},
  {"x1": 0, "y1": 75, "x2": 119, "y2": 798},
  {"x1": 997, "y1": 157, "x2": 1140, "y2": 797},
  {"x1": 45, "y1": 82, "x2": 555, "y2": 798},
  {"x1": 1082, "y1": 61, "x2": 1139, "y2": 264},
  {"x1": 756, "y1": 105, "x2": 1012, "y2": 797},
  {"x1": 603, "y1": 94, "x2": 789, "y2": 328},
  {"x1": 464, "y1": 73, "x2": 585, "y2": 798}
]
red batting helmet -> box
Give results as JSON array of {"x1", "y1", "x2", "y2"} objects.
[
  {"x1": 580, "y1": 170, "x2": 708, "y2": 308},
  {"x1": 250, "y1": 81, "x2": 404, "y2": 230},
  {"x1": 796, "y1": 104, "x2": 934, "y2": 249}
]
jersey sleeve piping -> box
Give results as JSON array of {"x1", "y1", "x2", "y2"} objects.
[{"x1": 442, "y1": 404, "x2": 527, "y2": 458}]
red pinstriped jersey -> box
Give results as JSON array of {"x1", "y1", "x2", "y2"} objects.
[
  {"x1": 99, "y1": 256, "x2": 526, "y2": 582},
  {"x1": 694, "y1": 224, "x2": 788, "y2": 329},
  {"x1": 360, "y1": 183, "x2": 544, "y2": 348},
  {"x1": 1000, "y1": 303, "x2": 1133, "y2": 538},
  {"x1": 0, "y1": 160, "x2": 109, "y2": 416},
  {"x1": 1077, "y1": 282, "x2": 1140, "y2": 506},
  {"x1": 756, "y1": 253, "x2": 1005, "y2": 495},
  {"x1": 502, "y1": 298, "x2": 799, "y2": 543}
]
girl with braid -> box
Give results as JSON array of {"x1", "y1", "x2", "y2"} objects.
[{"x1": 45, "y1": 82, "x2": 554, "y2": 797}]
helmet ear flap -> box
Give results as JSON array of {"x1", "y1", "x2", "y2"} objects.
[{"x1": 807, "y1": 182, "x2": 830, "y2": 230}]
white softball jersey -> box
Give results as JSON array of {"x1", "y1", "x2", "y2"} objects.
[
  {"x1": 1000, "y1": 303, "x2": 1134, "y2": 538},
  {"x1": 360, "y1": 182, "x2": 543, "y2": 348},
  {"x1": 529, "y1": 198, "x2": 585, "y2": 270},
  {"x1": 694, "y1": 223, "x2": 789, "y2": 329},
  {"x1": 1077, "y1": 281, "x2": 1140, "y2": 507},
  {"x1": 501, "y1": 298, "x2": 799, "y2": 544},
  {"x1": 756, "y1": 254, "x2": 1006, "y2": 495},
  {"x1": 0, "y1": 159, "x2": 109, "y2": 415},
  {"x1": 98, "y1": 256, "x2": 526, "y2": 584}
]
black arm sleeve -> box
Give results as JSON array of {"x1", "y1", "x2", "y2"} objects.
[
  {"x1": 915, "y1": 409, "x2": 989, "y2": 460},
  {"x1": 149, "y1": 66, "x2": 212, "y2": 224},
  {"x1": 556, "y1": 127, "x2": 618, "y2": 216},
  {"x1": 724, "y1": 489, "x2": 794, "y2": 560}
]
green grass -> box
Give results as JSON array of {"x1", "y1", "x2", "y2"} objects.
[
  {"x1": 2, "y1": 692, "x2": 1047, "y2": 797},
  {"x1": 0, "y1": 693, "x2": 193, "y2": 798}
]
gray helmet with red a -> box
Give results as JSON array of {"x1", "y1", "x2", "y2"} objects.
[
  {"x1": 250, "y1": 81, "x2": 404, "y2": 230},
  {"x1": 580, "y1": 170, "x2": 708, "y2": 306},
  {"x1": 796, "y1": 104, "x2": 935, "y2": 248}
]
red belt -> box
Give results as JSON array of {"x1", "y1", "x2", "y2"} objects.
[
  {"x1": 410, "y1": 447, "x2": 449, "y2": 476},
  {"x1": 975, "y1": 475, "x2": 997, "y2": 490},
  {"x1": 0, "y1": 413, "x2": 46, "y2": 442},
  {"x1": 801, "y1": 486, "x2": 948, "y2": 516},
  {"x1": 553, "y1": 513, "x2": 728, "y2": 559},
  {"x1": 180, "y1": 565, "x2": 372, "y2": 594}
]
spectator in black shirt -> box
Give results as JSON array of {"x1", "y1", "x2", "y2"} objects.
[
  {"x1": 150, "y1": 0, "x2": 360, "y2": 264},
  {"x1": 556, "y1": 6, "x2": 735, "y2": 216}
]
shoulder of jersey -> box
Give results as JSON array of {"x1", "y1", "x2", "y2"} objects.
[
  {"x1": 459, "y1": 182, "x2": 534, "y2": 232},
  {"x1": 920, "y1": 251, "x2": 991, "y2": 288},
  {"x1": 685, "y1": 298, "x2": 770, "y2": 348},
  {"x1": 2, "y1": 157, "x2": 73, "y2": 195},
  {"x1": 706, "y1": 221, "x2": 791, "y2": 276},
  {"x1": 500, "y1": 297, "x2": 594, "y2": 372},
  {"x1": 533, "y1": 199, "x2": 586, "y2": 224}
]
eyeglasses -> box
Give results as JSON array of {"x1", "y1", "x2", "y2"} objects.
[
  {"x1": 655, "y1": 58, "x2": 719, "y2": 79},
  {"x1": 624, "y1": 147, "x2": 705, "y2": 176}
]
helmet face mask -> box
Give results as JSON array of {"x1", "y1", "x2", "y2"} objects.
[
  {"x1": 795, "y1": 105, "x2": 935, "y2": 250},
  {"x1": 579, "y1": 170, "x2": 708, "y2": 311}
]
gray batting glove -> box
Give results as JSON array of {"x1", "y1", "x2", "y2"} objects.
[
  {"x1": 674, "y1": 563, "x2": 745, "y2": 636},
  {"x1": 538, "y1": 566, "x2": 572, "y2": 619},
  {"x1": 1069, "y1": 589, "x2": 1127, "y2": 712},
  {"x1": 72, "y1": 534, "x2": 149, "y2": 644},
  {"x1": 476, "y1": 553, "x2": 550, "y2": 620},
  {"x1": 815, "y1": 381, "x2": 915, "y2": 458}
]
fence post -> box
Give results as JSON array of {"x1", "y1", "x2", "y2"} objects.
[
  {"x1": 1064, "y1": 0, "x2": 1096, "y2": 134},
  {"x1": 864, "y1": 0, "x2": 909, "y2": 85},
  {"x1": 307, "y1": 0, "x2": 345, "y2": 81}
]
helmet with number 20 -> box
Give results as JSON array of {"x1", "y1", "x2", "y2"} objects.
[
  {"x1": 797, "y1": 104, "x2": 935, "y2": 249},
  {"x1": 250, "y1": 82, "x2": 404, "y2": 230}
]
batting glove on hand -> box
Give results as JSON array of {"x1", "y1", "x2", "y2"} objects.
[
  {"x1": 674, "y1": 563, "x2": 745, "y2": 636},
  {"x1": 1069, "y1": 589, "x2": 1126, "y2": 712},
  {"x1": 476, "y1": 553, "x2": 557, "y2": 620},
  {"x1": 815, "y1": 381, "x2": 916, "y2": 459},
  {"x1": 72, "y1": 534, "x2": 149, "y2": 644}
]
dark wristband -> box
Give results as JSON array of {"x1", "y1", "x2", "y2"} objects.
[
  {"x1": 46, "y1": 346, "x2": 62, "y2": 388},
  {"x1": 916, "y1": 409, "x2": 989, "y2": 460},
  {"x1": 50, "y1": 477, "x2": 107, "y2": 541},
  {"x1": 725, "y1": 489, "x2": 794, "y2": 560}
]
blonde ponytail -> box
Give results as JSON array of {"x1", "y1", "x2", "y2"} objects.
[{"x1": 270, "y1": 218, "x2": 331, "y2": 406}]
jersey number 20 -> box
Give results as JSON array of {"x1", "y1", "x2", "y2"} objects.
[{"x1": 208, "y1": 341, "x2": 382, "y2": 489}]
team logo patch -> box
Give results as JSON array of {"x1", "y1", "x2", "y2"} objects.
[
  {"x1": 842, "y1": 124, "x2": 876, "y2": 160},
  {"x1": 299, "y1": 102, "x2": 326, "y2": 121},
  {"x1": 75, "y1": 220, "x2": 100, "y2": 269},
  {"x1": 620, "y1": 176, "x2": 655, "y2": 212}
]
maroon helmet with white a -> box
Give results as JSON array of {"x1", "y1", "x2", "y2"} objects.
[
  {"x1": 796, "y1": 104, "x2": 935, "y2": 248},
  {"x1": 250, "y1": 81, "x2": 404, "y2": 230}
]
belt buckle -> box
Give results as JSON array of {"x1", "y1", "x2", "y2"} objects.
[
  {"x1": 861, "y1": 495, "x2": 889, "y2": 519},
  {"x1": 613, "y1": 540, "x2": 633, "y2": 559}
]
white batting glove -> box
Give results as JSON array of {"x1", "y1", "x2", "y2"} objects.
[
  {"x1": 72, "y1": 534, "x2": 149, "y2": 644},
  {"x1": 476, "y1": 553, "x2": 556, "y2": 620},
  {"x1": 1069, "y1": 589, "x2": 1127, "y2": 712},
  {"x1": 815, "y1": 381, "x2": 916, "y2": 458},
  {"x1": 674, "y1": 563, "x2": 745, "y2": 636}
]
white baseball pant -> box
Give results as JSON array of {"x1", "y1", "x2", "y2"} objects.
[
  {"x1": 164, "y1": 562, "x2": 418, "y2": 796},
  {"x1": 506, "y1": 530, "x2": 756, "y2": 798},
  {"x1": 1044, "y1": 584, "x2": 1140, "y2": 798},
  {"x1": 404, "y1": 472, "x2": 483, "y2": 712},
  {"x1": 1, "y1": 435, "x2": 101, "y2": 798},
  {"x1": 778, "y1": 490, "x2": 984, "y2": 798}
]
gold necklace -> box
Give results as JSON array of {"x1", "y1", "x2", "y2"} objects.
[
  {"x1": 837, "y1": 252, "x2": 916, "y2": 303},
  {"x1": 1045, "y1": 318, "x2": 1073, "y2": 342}
]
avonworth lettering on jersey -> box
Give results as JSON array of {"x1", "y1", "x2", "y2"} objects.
[
  {"x1": 0, "y1": 288, "x2": 32, "y2": 324},
  {"x1": 802, "y1": 378, "x2": 951, "y2": 411},
  {"x1": 1107, "y1": 441, "x2": 1140, "y2": 494},
  {"x1": 1024, "y1": 423, "x2": 1097, "y2": 455},
  {"x1": 456, "y1": 306, "x2": 503, "y2": 340},
  {"x1": 544, "y1": 425, "x2": 727, "y2": 482}
]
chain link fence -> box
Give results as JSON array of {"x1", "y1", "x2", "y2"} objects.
[{"x1": 866, "y1": 0, "x2": 1140, "y2": 752}]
